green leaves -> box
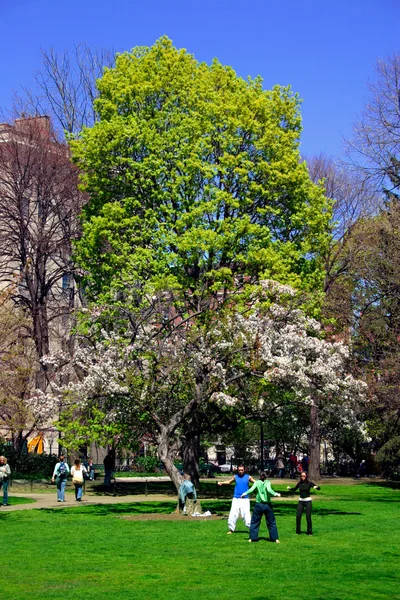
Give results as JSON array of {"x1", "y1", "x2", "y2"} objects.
[{"x1": 72, "y1": 37, "x2": 331, "y2": 313}]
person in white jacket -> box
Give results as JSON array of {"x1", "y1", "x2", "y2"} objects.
[{"x1": 0, "y1": 456, "x2": 11, "y2": 506}]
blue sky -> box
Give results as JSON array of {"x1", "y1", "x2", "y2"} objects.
[{"x1": 1, "y1": 0, "x2": 399, "y2": 157}]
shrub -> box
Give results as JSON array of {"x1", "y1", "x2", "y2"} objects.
[
  {"x1": 135, "y1": 456, "x2": 161, "y2": 473},
  {"x1": 0, "y1": 444, "x2": 58, "y2": 479},
  {"x1": 376, "y1": 436, "x2": 400, "y2": 477}
]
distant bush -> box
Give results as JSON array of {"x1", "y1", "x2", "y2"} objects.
[
  {"x1": 376, "y1": 436, "x2": 400, "y2": 478},
  {"x1": 135, "y1": 456, "x2": 161, "y2": 473},
  {"x1": 0, "y1": 445, "x2": 58, "y2": 479}
]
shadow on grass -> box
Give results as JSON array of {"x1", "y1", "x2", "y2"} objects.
[
  {"x1": 274, "y1": 504, "x2": 362, "y2": 517},
  {"x1": 89, "y1": 480, "x2": 236, "y2": 499},
  {"x1": 363, "y1": 480, "x2": 400, "y2": 490},
  {"x1": 39, "y1": 501, "x2": 178, "y2": 516},
  {"x1": 202, "y1": 500, "x2": 361, "y2": 517},
  {"x1": 37, "y1": 499, "x2": 362, "y2": 519},
  {"x1": 91, "y1": 481, "x2": 178, "y2": 497}
]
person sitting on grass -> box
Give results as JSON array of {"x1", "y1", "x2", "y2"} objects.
[
  {"x1": 241, "y1": 471, "x2": 281, "y2": 543},
  {"x1": 179, "y1": 474, "x2": 197, "y2": 516},
  {"x1": 218, "y1": 465, "x2": 255, "y2": 534},
  {"x1": 287, "y1": 471, "x2": 321, "y2": 535}
]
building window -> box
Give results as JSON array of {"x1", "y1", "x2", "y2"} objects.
[{"x1": 62, "y1": 273, "x2": 70, "y2": 291}]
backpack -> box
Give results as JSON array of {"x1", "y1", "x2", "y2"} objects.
[
  {"x1": 72, "y1": 468, "x2": 83, "y2": 484},
  {"x1": 58, "y1": 462, "x2": 67, "y2": 479}
]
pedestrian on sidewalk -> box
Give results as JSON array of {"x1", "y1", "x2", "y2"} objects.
[
  {"x1": 276, "y1": 454, "x2": 286, "y2": 478},
  {"x1": 71, "y1": 459, "x2": 87, "y2": 502},
  {"x1": 0, "y1": 456, "x2": 11, "y2": 506},
  {"x1": 301, "y1": 454, "x2": 309, "y2": 473},
  {"x1": 289, "y1": 452, "x2": 298, "y2": 478},
  {"x1": 87, "y1": 458, "x2": 95, "y2": 481},
  {"x1": 52, "y1": 455, "x2": 70, "y2": 502},
  {"x1": 103, "y1": 451, "x2": 114, "y2": 490}
]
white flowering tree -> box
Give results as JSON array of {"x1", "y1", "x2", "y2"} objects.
[{"x1": 32, "y1": 281, "x2": 366, "y2": 488}]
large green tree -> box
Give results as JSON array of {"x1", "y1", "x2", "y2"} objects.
[
  {"x1": 69, "y1": 38, "x2": 332, "y2": 480},
  {"x1": 72, "y1": 37, "x2": 331, "y2": 310}
]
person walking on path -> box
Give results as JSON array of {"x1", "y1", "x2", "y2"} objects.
[
  {"x1": 301, "y1": 454, "x2": 309, "y2": 473},
  {"x1": 276, "y1": 454, "x2": 286, "y2": 478},
  {"x1": 0, "y1": 456, "x2": 11, "y2": 506},
  {"x1": 218, "y1": 465, "x2": 255, "y2": 534},
  {"x1": 87, "y1": 458, "x2": 95, "y2": 481},
  {"x1": 241, "y1": 471, "x2": 281, "y2": 543},
  {"x1": 103, "y1": 451, "x2": 114, "y2": 490},
  {"x1": 289, "y1": 453, "x2": 298, "y2": 478},
  {"x1": 287, "y1": 471, "x2": 320, "y2": 535},
  {"x1": 71, "y1": 459, "x2": 87, "y2": 502},
  {"x1": 52, "y1": 455, "x2": 70, "y2": 502}
]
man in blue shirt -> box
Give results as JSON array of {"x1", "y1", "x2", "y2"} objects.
[{"x1": 218, "y1": 465, "x2": 255, "y2": 534}]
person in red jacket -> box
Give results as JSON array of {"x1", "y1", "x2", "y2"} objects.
[{"x1": 288, "y1": 453, "x2": 298, "y2": 478}]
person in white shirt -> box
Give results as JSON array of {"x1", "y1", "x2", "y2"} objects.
[{"x1": 71, "y1": 459, "x2": 87, "y2": 502}]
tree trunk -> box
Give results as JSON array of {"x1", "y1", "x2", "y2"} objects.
[
  {"x1": 157, "y1": 427, "x2": 183, "y2": 492},
  {"x1": 32, "y1": 302, "x2": 50, "y2": 390},
  {"x1": 308, "y1": 401, "x2": 321, "y2": 481},
  {"x1": 183, "y1": 431, "x2": 200, "y2": 488},
  {"x1": 157, "y1": 426, "x2": 203, "y2": 515}
]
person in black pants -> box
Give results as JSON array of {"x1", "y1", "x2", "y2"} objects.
[{"x1": 287, "y1": 472, "x2": 320, "y2": 535}]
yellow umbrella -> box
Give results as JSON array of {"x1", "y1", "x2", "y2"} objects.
[{"x1": 27, "y1": 434, "x2": 44, "y2": 454}]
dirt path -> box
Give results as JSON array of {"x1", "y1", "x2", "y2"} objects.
[{"x1": 1, "y1": 493, "x2": 176, "y2": 512}]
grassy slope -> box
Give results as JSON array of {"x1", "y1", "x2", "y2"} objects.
[{"x1": 2, "y1": 482, "x2": 399, "y2": 600}]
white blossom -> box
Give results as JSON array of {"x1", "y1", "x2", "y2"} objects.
[{"x1": 27, "y1": 279, "x2": 367, "y2": 431}]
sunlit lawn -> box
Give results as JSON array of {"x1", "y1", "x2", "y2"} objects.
[
  {"x1": 2, "y1": 481, "x2": 399, "y2": 599},
  {"x1": 0, "y1": 495, "x2": 35, "y2": 506}
]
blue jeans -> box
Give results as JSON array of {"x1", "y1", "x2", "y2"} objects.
[
  {"x1": 74, "y1": 483, "x2": 83, "y2": 500},
  {"x1": 104, "y1": 470, "x2": 112, "y2": 488},
  {"x1": 57, "y1": 478, "x2": 67, "y2": 501},
  {"x1": 2, "y1": 479, "x2": 9, "y2": 505},
  {"x1": 249, "y1": 502, "x2": 279, "y2": 542}
]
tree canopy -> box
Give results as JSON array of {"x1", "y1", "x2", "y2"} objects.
[{"x1": 71, "y1": 37, "x2": 331, "y2": 314}]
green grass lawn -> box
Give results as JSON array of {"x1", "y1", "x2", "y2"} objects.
[
  {"x1": 1, "y1": 495, "x2": 35, "y2": 506},
  {"x1": 2, "y1": 481, "x2": 399, "y2": 599}
]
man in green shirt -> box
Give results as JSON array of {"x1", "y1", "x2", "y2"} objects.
[{"x1": 241, "y1": 472, "x2": 281, "y2": 543}]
